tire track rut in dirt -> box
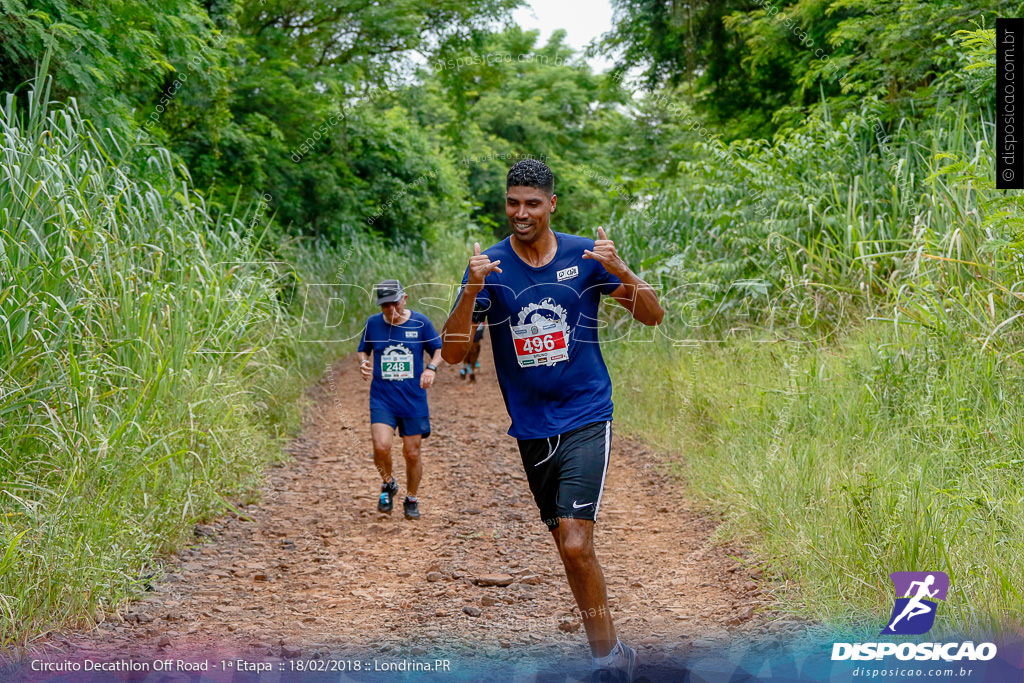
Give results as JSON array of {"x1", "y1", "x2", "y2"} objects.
[{"x1": 41, "y1": 352, "x2": 775, "y2": 666}]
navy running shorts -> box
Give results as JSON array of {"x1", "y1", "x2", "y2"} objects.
[
  {"x1": 370, "y1": 407, "x2": 431, "y2": 438},
  {"x1": 516, "y1": 420, "x2": 611, "y2": 531}
]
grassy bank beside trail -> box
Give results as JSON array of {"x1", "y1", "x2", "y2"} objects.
[
  {"x1": 604, "y1": 327, "x2": 1024, "y2": 637},
  {"x1": 596, "y1": 27, "x2": 1024, "y2": 639},
  {"x1": 0, "y1": 79, "x2": 469, "y2": 648}
]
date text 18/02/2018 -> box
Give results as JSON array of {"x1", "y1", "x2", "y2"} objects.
[{"x1": 284, "y1": 659, "x2": 452, "y2": 672}]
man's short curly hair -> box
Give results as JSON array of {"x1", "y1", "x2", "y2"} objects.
[{"x1": 506, "y1": 159, "x2": 554, "y2": 196}]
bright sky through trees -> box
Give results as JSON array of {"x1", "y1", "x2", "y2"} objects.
[{"x1": 512, "y1": 0, "x2": 615, "y2": 72}]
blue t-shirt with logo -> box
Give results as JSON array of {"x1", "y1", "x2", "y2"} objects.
[
  {"x1": 460, "y1": 231, "x2": 622, "y2": 439},
  {"x1": 357, "y1": 310, "x2": 441, "y2": 418}
]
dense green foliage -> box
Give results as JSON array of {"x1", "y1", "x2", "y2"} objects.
[
  {"x1": 2, "y1": 0, "x2": 1023, "y2": 645},
  {"x1": 612, "y1": 23, "x2": 1020, "y2": 355},
  {"x1": 602, "y1": 15, "x2": 1024, "y2": 632},
  {"x1": 0, "y1": 0, "x2": 231, "y2": 124},
  {"x1": 604, "y1": 0, "x2": 1021, "y2": 136},
  {"x1": 408, "y1": 27, "x2": 646, "y2": 234},
  {"x1": 0, "y1": 74, "x2": 466, "y2": 644},
  {"x1": 0, "y1": 0, "x2": 519, "y2": 241}
]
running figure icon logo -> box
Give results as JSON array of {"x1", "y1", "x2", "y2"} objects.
[{"x1": 881, "y1": 572, "x2": 950, "y2": 635}]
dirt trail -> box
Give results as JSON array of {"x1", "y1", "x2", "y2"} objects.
[{"x1": 35, "y1": 351, "x2": 776, "y2": 672}]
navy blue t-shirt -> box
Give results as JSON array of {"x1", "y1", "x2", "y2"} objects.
[
  {"x1": 357, "y1": 310, "x2": 441, "y2": 418},
  {"x1": 460, "y1": 232, "x2": 622, "y2": 439}
]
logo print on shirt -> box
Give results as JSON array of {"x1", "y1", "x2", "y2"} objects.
[
  {"x1": 516, "y1": 299, "x2": 570, "y2": 329},
  {"x1": 556, "y1": 266, "x2": 579, "y2": 282},
  {"x1": 511, "y1": 298, "x2": 570, "y2": 367},
  {"x1": 405, "y1": 330, "x2": 418, "y2": 338}
]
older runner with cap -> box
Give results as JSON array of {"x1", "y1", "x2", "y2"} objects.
[{"x1": 357, "y1": 279, "x2": 443, "y2": 519}]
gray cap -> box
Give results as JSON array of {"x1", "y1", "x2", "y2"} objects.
[{"x1": 375, "y1": 279, "x2": 405, "y2": 305}]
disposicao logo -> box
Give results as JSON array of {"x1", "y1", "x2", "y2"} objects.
[
  {"x1": 881, "y1": 571, "x2": 949, "y2": 635},
  {"x1": 831, "y1": 571, "x2": 998, "y2": 662}
]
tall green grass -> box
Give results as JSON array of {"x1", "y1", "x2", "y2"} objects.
[
  {"x1": 0, "y1": 70, "x2": 466, "y2": 646},
  {"x1": 613, "y1": 29, "x2": 1021, "y2": 352},
  {"x1": 0, "y1": 72, "x2": 297, "y2": 645},
  {"x1": 602, "y1": 27, "x2": 1024, "y2": 633},
  {"x1": 606, "y1": 328, "x2": 1024, "y2": 635}
]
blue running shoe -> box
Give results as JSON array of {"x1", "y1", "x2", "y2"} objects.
[{"x1": 377, "y1": 478, "x2": 398, "y2": 513}]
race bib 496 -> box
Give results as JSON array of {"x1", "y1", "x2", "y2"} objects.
[{"x1": 511, "y1": 321, "x2": 569, "y2": 367}]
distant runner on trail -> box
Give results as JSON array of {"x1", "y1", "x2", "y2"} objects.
[
  {"x1": 358, "y1": 279, "x2": 443, "y2": 520},
  {"x1": 459, "y1": 322, "x2": 486, "y2": 382},
  {"x1": 441, "y1": 160, "x2": 664, "y2": 683}
]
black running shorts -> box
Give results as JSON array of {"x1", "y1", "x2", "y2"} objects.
[{"x1": 516, "y1": 421, "x2": 612, "y2": 531}]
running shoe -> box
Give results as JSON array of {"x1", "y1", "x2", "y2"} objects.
[
  {"x1": 403, "y1": 497, "x2": 420, "y2": 519},
  {"x1": 590, "y1": 644, "x2": 637, "y2": 683},
  {"x1": 378, "y1": 478, "x2": 398, "y2": 513},
  {"x1": 459, "y1": 367, "x2": 467, "y2": 379}
]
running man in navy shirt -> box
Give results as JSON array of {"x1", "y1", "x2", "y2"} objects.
[
  {"x1": 441, "y1": 160, "x2": 663, "y2": 682},
  {"x1": 358, "y1": 279, "x2": 443, "y2": 520}
]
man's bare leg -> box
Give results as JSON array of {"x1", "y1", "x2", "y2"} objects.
[
  {"x1": 401, "y1": 434, "x2": 422, "y2": 496},
  {"x1": 551, "y1": 518, "x2": 616, "y2": 657},
  {"x1": 371, "y1": 423, "x2": 394, "y2": 483}
]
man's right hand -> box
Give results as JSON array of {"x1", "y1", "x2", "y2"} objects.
[
  {"x1": 442, "y1": 242, "x2": 498, "y2": 365},
  {"x1": 360, "y1": 358, "x2": 372, "y2": 381},
  {"x1": 465, "y1": 242, "x2": 501, "y2": 295}
]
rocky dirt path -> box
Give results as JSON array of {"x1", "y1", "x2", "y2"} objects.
[{"x1": 29, "y1": 351, "x2": 778, "y2": 677}]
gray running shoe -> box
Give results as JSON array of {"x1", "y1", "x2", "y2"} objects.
[{"x1": 590, "y1": 644, "x2": 637, "y2": 683}]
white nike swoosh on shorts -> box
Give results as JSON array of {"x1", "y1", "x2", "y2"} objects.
[{"x1": 572, "y1": 501, "x2": 594, "y2": 509}]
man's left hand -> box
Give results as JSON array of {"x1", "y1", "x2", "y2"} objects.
[
  {"x1": 420, "y1": 369, "x2": 436, "y2": 389},
  {"x1": 582, "y1": 227, "x2": 628, "y2": 277}
]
